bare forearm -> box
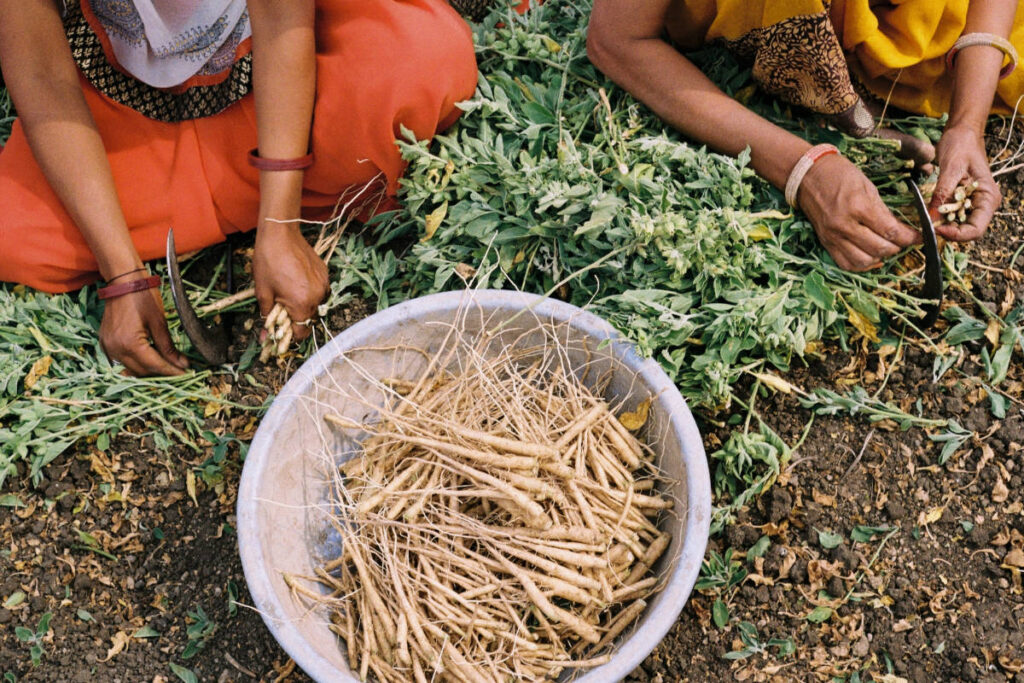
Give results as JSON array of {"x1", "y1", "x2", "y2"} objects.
[
  {"x1": 588, "y1": 5, "x2": 811, "y2": 189},
  {"x1": 247, "y1": 0, "x2": 316, "y2": 224},
  {"x1": 2, "y1": 0, "x2": 140, "y2": 279},
  {"x1": 948, "y1": 1, "x2": 1018, "y2": 132}
]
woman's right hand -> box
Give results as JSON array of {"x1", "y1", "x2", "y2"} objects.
[
  {"x1": 797, "y1": 154, "x2": 921, "y2": 271},
  {"x1": 99, "y1": 286, "x2": 189, "y2": 377}
]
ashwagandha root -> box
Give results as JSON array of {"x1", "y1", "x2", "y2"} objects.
[
  {"x1": 300, "y1": 324, "x2": 675, "y2": 682},
  {"x1": 937, "y1": 179, "x2": 980, "y2": 226}
]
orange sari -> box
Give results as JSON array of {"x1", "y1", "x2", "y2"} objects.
[{"x1": 0, "y1": 0, "x2": 477, "y2": 293}]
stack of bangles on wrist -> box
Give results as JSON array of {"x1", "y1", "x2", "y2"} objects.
[
  {"x1": 98, "y1": 269, "x2": 161, "y2": 300},
  {"x1": 785, "y1": 143, "x2": 839, "y2": 207},
  {"x1": 946, "y1": 32, "x2": 1018, "y2": 79}
]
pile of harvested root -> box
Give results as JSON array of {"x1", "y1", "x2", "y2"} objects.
[{"x1": 299, "y1": 328, "x2": 675, "y2": 682}]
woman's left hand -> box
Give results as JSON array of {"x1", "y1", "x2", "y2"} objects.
[
  {"x1": 931, "y1": 124, "x2": 1001, "y2": 241},
  {"x1": 252, "y1": 222, "x2": 328, "y2": 342}
]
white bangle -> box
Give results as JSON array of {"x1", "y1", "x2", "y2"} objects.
[
  {"x1": 946, "y1": 32, "x2": 1018, "y2": 79},
  {"x1": 784, "y1": 144, "x2": 839, "y2": 208}
]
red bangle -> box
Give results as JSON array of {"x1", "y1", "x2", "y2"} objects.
[
  {"x1": 248, "y1": 148, "x2": 314, "y2": 171},
  {"x1": 97, "y1": 275, "x2": 161, "y2": 300}
]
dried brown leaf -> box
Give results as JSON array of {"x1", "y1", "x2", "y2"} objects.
[{"x1": 618, "y1": 398, "x2": 651, "y2": 431}]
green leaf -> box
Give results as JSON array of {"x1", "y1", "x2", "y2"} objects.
[
  {"x1": 712, "y1": 598, "x2": 729, "y2": 629},
  {"x1": 14, "y1": 627, "x2": 34, "y2": 642},
  {"x1": 723, "y1": 649, "x2": 755, "y2": 660},
  {"x1": 988, "y1": 390, "x2": 1008, "y2": 419},
  {"x1": 768, "y1": 637, "x2": 796, "y2": 657},
  {"x1": 959, "y1": 520, "x2": 974, "y2": 533},
  {"x1": 133, "y1": 626, "x2": 160, "y2": 639},
  {"x1": 803, "y1": 272, "x2": 835, "y2": 310},
  {"x1": 817, "y1": 529, "x2": 843, "y2": 549},
  {"x1": 746, "y1": 535, "x2": 771, "y2": 563},
  {"x1": 0, "y1": 495, "x2": 25, "y2": 508},
  {"x1": 181, "y1": 641, "x2": 200, "y2": 660},
  {"x1": 35, "y1": 612, "x2": 51, "y2": 637},
  {"x1": 169, "y1": 663, "x2": 199, "y2": 683},
  {"x1": 3, "y1": 591, "x2": 25, "y2": 608},
  {"x1": 737, "y1": 620, "x2": 758, "y2": 646},
  {"x1": 806, "y1": 605, "x2": 833, "y2": 623},
  {"x1": 76, "y1": 609, "x2": 94, "y2": 622}
]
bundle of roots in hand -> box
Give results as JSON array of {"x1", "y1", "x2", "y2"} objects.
[
  {"x1": 260, "y1": 303, "x2": 294, "y2": 362},
  {"x1": 937, "y1": 179, "x2": 979, "y2": 225},
  {"x1": 303, "y1": 329, "x2": 674, "y2": 682}
]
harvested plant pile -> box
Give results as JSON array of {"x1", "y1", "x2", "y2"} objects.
[{"x1": 308, "y1": 327, "x2": 674, "y2": 682}]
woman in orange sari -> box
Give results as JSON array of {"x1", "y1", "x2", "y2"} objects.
[
  {"x1": 588, "y1": 1, "x2": 1020, "y2": 272},
  {"x1": 0, "y1": 0, "x2": 478, "y2": 376}
]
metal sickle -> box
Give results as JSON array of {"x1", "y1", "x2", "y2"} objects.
[
  {"x1": 908, "y1": 180, "x2": 943, "y2": 331},
  {"x1": 166, "y1": 228, "x2": 229, "y2": 365}
]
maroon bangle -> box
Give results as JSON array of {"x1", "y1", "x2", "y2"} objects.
[
  {"x1": 105, "y1": 266, "x2": 148, "y2": 284},
  {"x1": 248, "y1": 148, "x2": 314, "y2": 171},
  {"x1": 97, "y1": 275, "x2": 161, "y2": 300}
]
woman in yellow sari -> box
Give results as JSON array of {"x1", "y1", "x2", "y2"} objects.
[{"x1": 588, "y1": 1, "x2": 1020, "y2": 272}]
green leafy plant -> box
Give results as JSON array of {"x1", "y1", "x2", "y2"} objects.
[
  {"x1": 14, "y1": 612, "x2": 52, "y2": 666},
  {"x1": 181, "y1": 605, "x2": 216, "y2": 659},
  {"x1": 723, "y1": 621, "x2": 795, "y2": 660},
  {"x1": 696, "y1": 548, "x2": 748, "y2": 592}
]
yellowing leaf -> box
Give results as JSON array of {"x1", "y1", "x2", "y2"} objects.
[
  {"x1": 24, "y1": 355, "x2": 53, "y2": 391},
  {"x1": 985, "y1": 317, "x2": 1001, "y2": 347},
  {"x1": 748, "y1": 224, "x2": 774, "y2": 241},
  {"x1": 186, "y1": 470, "x2": 198, "y2": 507},
  {"x1": 752, "y1": 372, "x2": 796, "y2": 394},
  {"x1": 439, "y1": 160, "x2": 455, "y2": 189},
  {"x1": 844, "y1": 302, "x2": 880, "y2": 343},
  {"x1": 28, "y1": 326, "x2": 55, "y2": 353},
  {"x1": 542, "y1": 36, "x2": 562, "y2": 53},
  {"x1": 748, "y1": 209, "x2": 791, "y2": 220},
  {"x1": 618, "y1": 398, "x2": 651, "y2": 431},
  {"x1": 421, "y1": 201, "x2": 448, "y2": 242}
]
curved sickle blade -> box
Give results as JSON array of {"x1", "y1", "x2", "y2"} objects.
[
  {"x1": 166, "y1": 228, "x2": 228, "y2": 365},
  {"x1": 909, "y1": 181, "x2": 943, "y2": 330}
]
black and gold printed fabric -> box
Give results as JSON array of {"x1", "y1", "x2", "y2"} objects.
[
  {"x1": 665, "y1": 0, "x2": 1024, "y2": 132},
  {"x1": 62, "y1": 1, "x2": 252, "y2": 123}
]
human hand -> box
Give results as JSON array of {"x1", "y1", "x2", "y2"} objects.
[
  {"x1": 931, "y1": 124, "x2": 1000, "y2": 242},
  {"x1": 797, "y1": 154, "x2": 921, "y2": 271},
  {"x1": 100, "y1": 283, "x2": 189, "y2": 377},
  {"x1": 252, "y1": 222, "x2": 328, "y2": 343}
]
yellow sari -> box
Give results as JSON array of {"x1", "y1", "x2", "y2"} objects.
[{"x1": 667, "y1": 0, "x2": 1024, "y2": 125}]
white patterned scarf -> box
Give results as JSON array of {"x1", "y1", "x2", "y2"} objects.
[{"x1": 87, "y1": 0, "x2": 251, "y2": 88}]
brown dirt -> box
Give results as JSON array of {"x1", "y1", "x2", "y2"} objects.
[{"x1": 2, "y1": 148, "x2": 1024, "y2": 682}]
